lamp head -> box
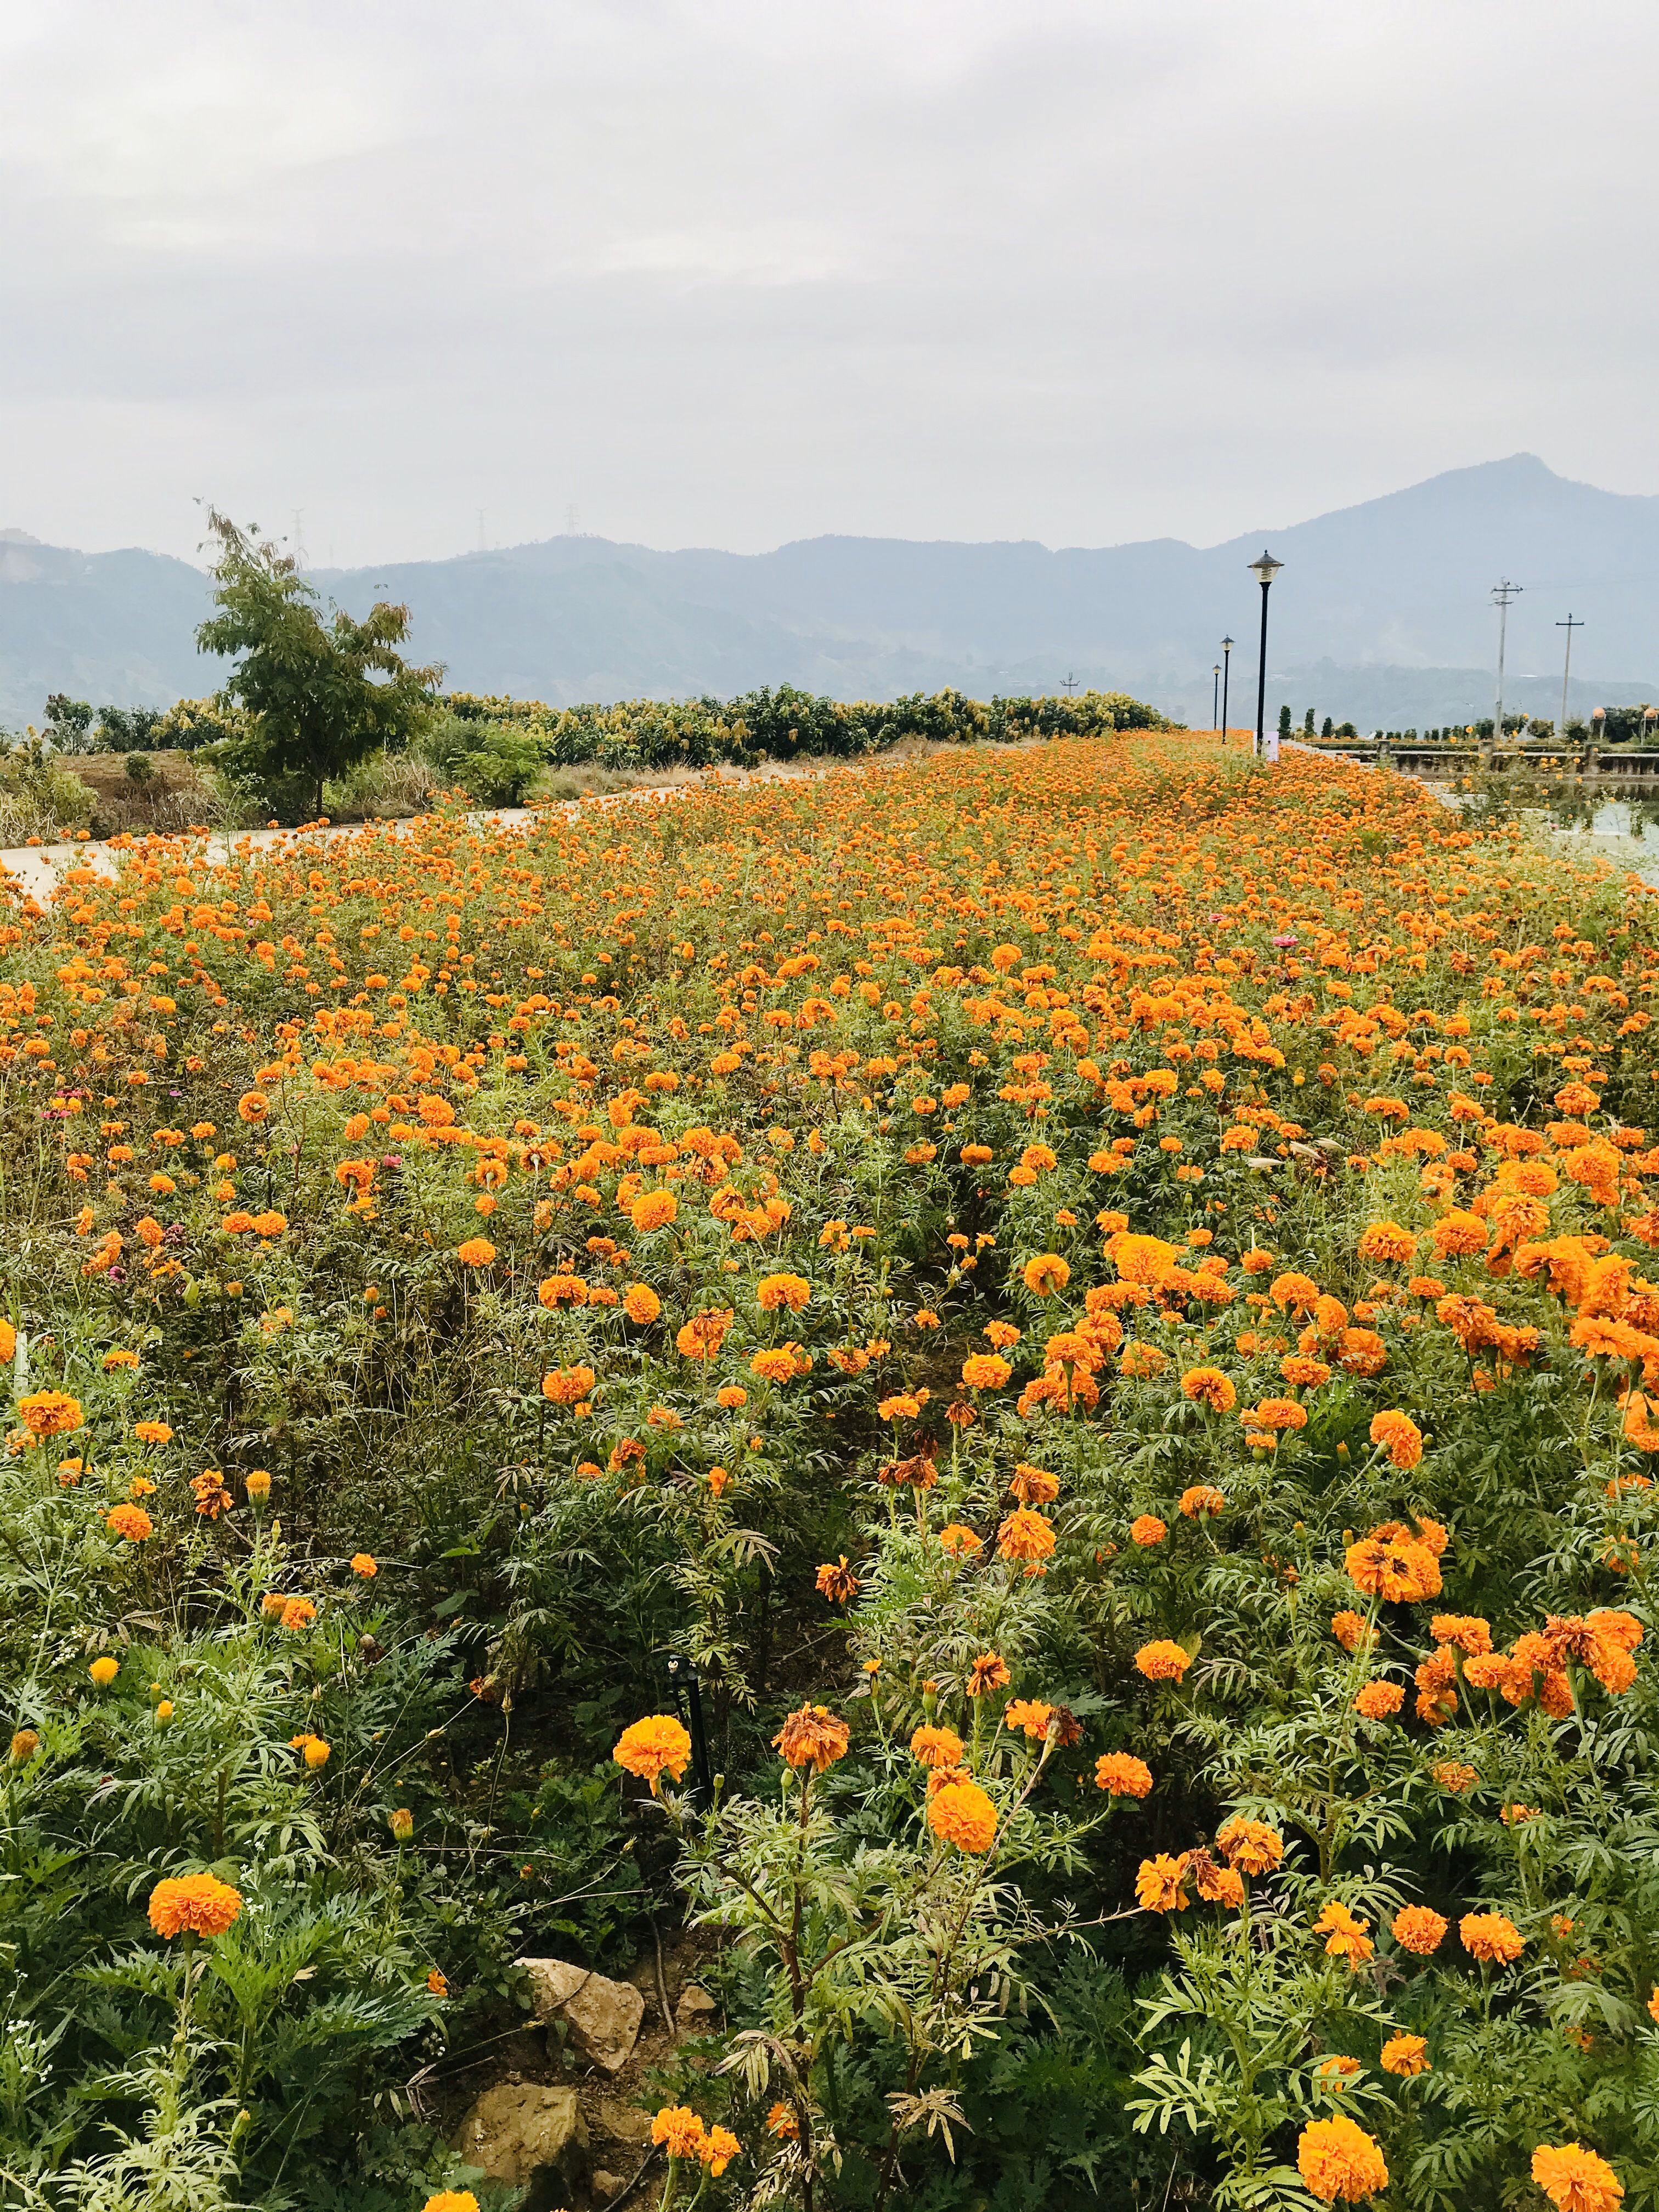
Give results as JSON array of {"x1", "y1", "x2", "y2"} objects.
[
  {"x1": 1248, "y1": 551, "x2": 1283, "y2": 588},
  {"x1": 1221, "y1": 634, "x2": 1234, "y2": 651}
]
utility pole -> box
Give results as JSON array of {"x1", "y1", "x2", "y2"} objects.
[
  {"x1": 1060, "y1": 670, "x2": 1079, "y2": 698},
  {"x1": 1491, "y1": 579, "x2": 1521, "y2": 749},
  {"x1": 1221, "y1": 635, "x2": 1233, "y2": 742},
  {"x1": 1556, "y1": 612, "x2": 1583, "y2": 741},
  {"x1": 290, "y1": 508, "x2": 306, "y2": 568}
]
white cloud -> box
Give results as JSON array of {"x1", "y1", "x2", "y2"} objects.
[{"x1": 1, "y1": 0, "x2": 1655, "y2": 563}]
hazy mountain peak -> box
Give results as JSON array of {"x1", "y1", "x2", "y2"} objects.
[{"x1": 2, "y1": 458, "x2": 1655, "y2": 729}]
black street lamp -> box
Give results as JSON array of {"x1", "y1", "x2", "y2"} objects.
[
  {"x1": 1247, "y1": 552, "x2": 1283, "y2": 760},
  {"x1": 1221, "y1": 635, "x2": 1233, "y2": 742},
  {"x1": 1212, "y1": 664, "x2": 1221, "y2": 731}
]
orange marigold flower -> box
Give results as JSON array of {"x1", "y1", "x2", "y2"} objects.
[
  {"x1": 1095, "y1": 1751, "x2": 1153, "y2": 1798},
  {"x1": 1368, "y1": 1409, "x2": 1423, "y2": 1469},
  {"x1": 911, "y1": 1724, "x2": 964, "y2": 1768},
  {"x1": 652, "y1": 2106, "x2": 707, "y2": 2159},
  {"x1": 1179, "y1": 1484, "x2": 1225, "y2": 1519},
  {"x1": 280, "y1": 1596, "x2": 317, "y2": 1632},
  {"x1": 1021, "y1": 1252, "x2": 1070, "y2": 1297},
  {"x1": 1003, "y1": 1698, "x2": 1054, "y2": 1740},
  {"x1": 1135, "y1": 1639, "x2": 1190, "y2": 1683},
  {"x1": 1314, "y1": 1899, "x2": 1375, "y2": 1967},
  {"x1": 1379, "y1": 2033, "x2": 1430, "y2": 2077},
  {"x1": 1280, "y1": 1353, "x2": 1331, "y2": 1387},
  {"x1": 18, "y1": 1390, "x2": 83, "y2": 1439},
  {"x1": 105, "y1": 1503, "x2": 153, "y2": 1542},
  {"x1": 148, "y1": 1871, "x2": 243, "y2": 1938},
  {"x1": 766, "y1": 2101, "x2": 800, "y2": 2141},
  {"x1": 1296, "y1": 2115, "x2": 1389, "y2": 2203},
  {"x1": 1431, "y1": 1758, "x2": 1477, "y2": 1791},
  {"x1": 10, "y1": 1729, "x2": 40, "y2": 1763},
  {"x1": 1459, "y1": 1910, "x2": 1523, "y2": 1963},
  {"x1": 1009, "y1": 1460, "x2": 1059, "y2": 1503},
  {"x1": 1135, "y1": 1852, "x2": 1190, "y2": 1912},
  {"x1": 1531, "y1": 2143, "x2": 1624, "y2": 2212},
  {"x1": 676, "y1": 1306, "x2": 733, "y2": 1359},
  {"x1": 630, "y1": 1190, "x2": 679, "y2": 1233},
  {"x1": 422, "y1": 2194, "x2": 477, "y2": 2212},
  {"x1": 774, "y1": 1703, "x2": 850, "y2": 1772},
  {"x1": 1353, "y1": 1680, "x2": 1404, "y2": 1720},
  {"x1": 1130, "y1": 1514, "x2": 1167, "y2": 1547},
  {"x1": 1190, "y1": 1855, "x2": 1245, "y2": 1907},
  {"x1": 997, "y1": 1507, "x2": 1056, "y2": 1572},
  {"x1": 1429, "y1": 1612, "x2": 1491, "y2": 1655},
  {"x1": 613, "y1": 1714, "x2": 692, "y2": 1795},
  {"x1": 1330, "y1": 1610, "x2": 1374, "y2": 1653},
  {"x1": 623, "y1": 1284, "x2": 662, "y2": 1325},
  {"x1": 966, "y1": 1650, "x2": 1011, "y2": 1696},
  {"x1": 236, "y1": 1091, "x2": 269, "y2": 1123},
  {"x1": 1346, "y1": 1528, "x2": 1442, "y2": 1603},
  {"x1": 1357, "y1": 1221, "x2": 1417, "y2": 1265},
  {"x1": 350, "y1": 1552, "x2": 377, "y2": 1578},
  {"x1": 960, "y1": 1352, "x2": 1012, "y2": 1391},
  {"x1": 1247, "y1": 1395, "x2": 1308, "y2": 1432},
  {"x1": 1269, "y1": 1270, "x2": 1321, "y2": 1313},
  {"x1": 1216, "y1": 1816, "x2": 1284, "y2": 1875},
  {"x1": 454, "y1": 1237, "x2": 496, "y2": 1267},
  {"x1": 133, "y1": 1420, "x2": 174, "y2": 1445},
  {"x1": 756, "y1": 1271, "x2": 811, "y2": 1312},
  {"x1": 699, "y1": 2125, "x2": 741, "y2": 2177},
  {"x1": 751, "y1": 1346, "x2": 799, "y2": 1383},
  {"x1": 928, "y1": 1775, "x2": 999, "y2": 1851},
  {"x1": 542, "y1": 1364, "x2": 596, "y2": 1404},
  {"x1": 938, "y1": 1522, "x2": 983, "y2": 1556},
  {"x1": 1181, "y1": 1365, "x2": 1237, "y2": 1412},
  {"x1": 815, "y1": 1556, "x2": 859, "y2": 1604}
]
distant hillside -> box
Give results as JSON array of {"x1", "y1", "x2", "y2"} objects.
[{"x1": 3, "y1": 455, "x2": 1656, "y2": 729}]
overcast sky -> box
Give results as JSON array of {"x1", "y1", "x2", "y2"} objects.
[{"x1": 4, "y1": 0, "x2": 1656, "y2": 568}]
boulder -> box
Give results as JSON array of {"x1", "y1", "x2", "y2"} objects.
[
  {"x1": 520, "y1": 1957, "x2": 646, "y2": 2073},
  {"x1": 591, "y1": 2096, "x2": 653, "y2": 2147},
  {"x1": 675, "y1": 1983, "x2": 718, "y2": 2038},
  {"x1": 593, "y1": 2171, "x2": 627, "y2": 2205},
  {"x1": 453, "y1": 2082, "x2": 588, "y2": 2205}
]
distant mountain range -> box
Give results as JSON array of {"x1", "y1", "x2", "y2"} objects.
[{"x1": 3, "y1": 454, "x2": 1656, "y2": 730}]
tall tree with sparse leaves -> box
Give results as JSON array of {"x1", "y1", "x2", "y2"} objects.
[{"x1": 195, "y1": 509, "x2": 441, "y2": 818}]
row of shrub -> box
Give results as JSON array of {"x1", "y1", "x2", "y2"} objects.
[{"x1": 443, "y1": 681, "x2": 1169, "y2": 771}]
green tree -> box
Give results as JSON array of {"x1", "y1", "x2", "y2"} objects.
[
  {"x1": 194, "y1": 510, "x2": 441, "y2": 818},
  {"x1": 1302, "y1": 706, "x2": 1315, "y2": 736},
  {"x1": 1277, "y1": 703, "x2": 1292, "y2": 741}
]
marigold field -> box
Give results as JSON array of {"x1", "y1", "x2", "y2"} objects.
[{"x1": 3, "y1": 731, "x2": 1658, "y2": 2212}]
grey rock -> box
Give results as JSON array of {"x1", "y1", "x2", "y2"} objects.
[
  {"x1": 453, "y1": 2081, "x2": 588, "y2": 2200},
  {"x1": 520, "y1": 1956, "x2": 646, "y2": 2073}
]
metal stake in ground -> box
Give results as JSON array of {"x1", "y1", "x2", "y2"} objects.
[
  {"x1": 1491, "y1": 578, "x2": 1521, "y2": 752},
  {"x1": 1246, "y1": 555, "x2": 1282, "y2": 761},
  {"x1": 664, "y1": 1653, "x2": 714, "y2": 1807},
  {"x1": 1557, "y1": 612, "x2": 1584, "y2": 743}
]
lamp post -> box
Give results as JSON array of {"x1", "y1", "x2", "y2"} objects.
[
  {"x1": 1212, "y1": 664, "x2": 1221, "y2": 731},
  {"x1": 1221, "y1": 635, "x2": 1233, "y2": 743},
  {"x1": 1247, "y1": 552, "x2": 1283, "y2": 760}
]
